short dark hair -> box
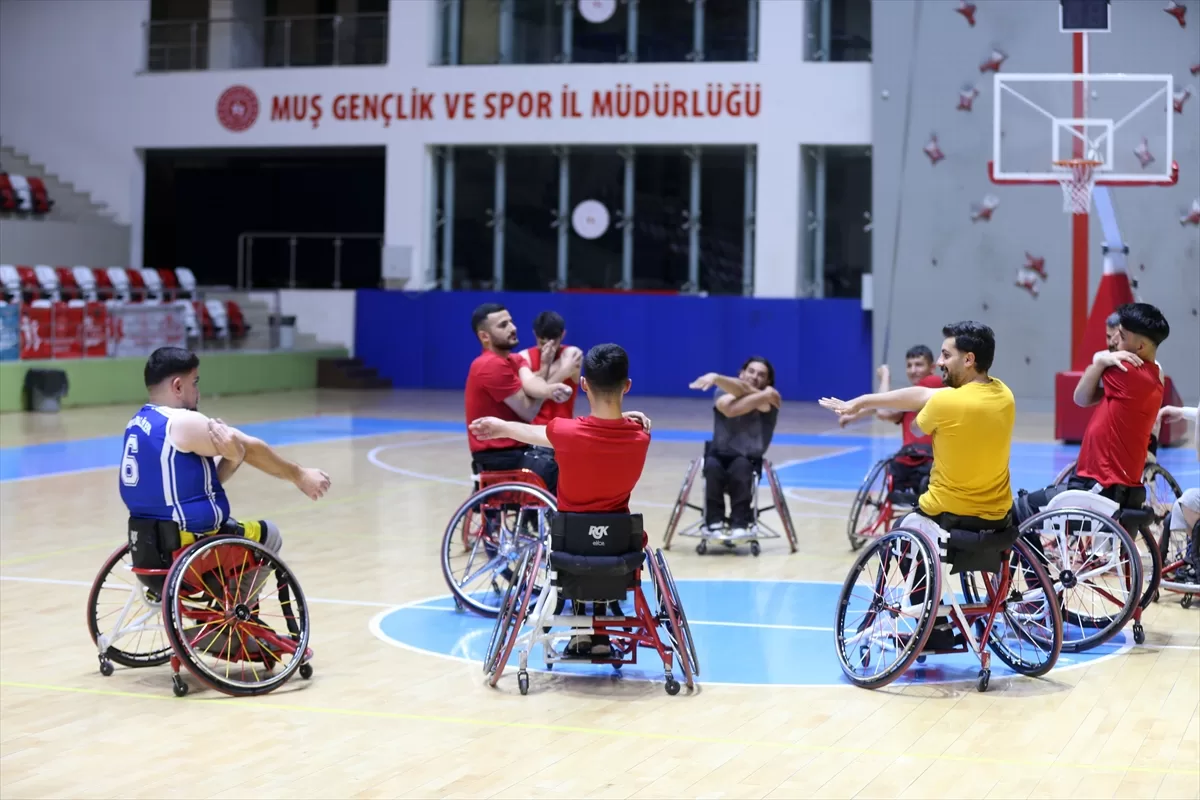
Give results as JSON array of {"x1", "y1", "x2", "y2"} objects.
[
  {"x1": 471, "y1": 303, "x2": 506, "y2": 333},
  {"x1": 905, "y1": 344, "x2": 934, "y2": 363},
  {"x1": 532, "y1": 310, "x2": 565, "y2": 340},
  {"x1": 144, "y1": 347, "x2": 199, "y2": 387},
  {"x1": 583, "y1": 343, "x2": 629, "y2": 395},
  {"x1": 1116, "y1": 302, "x2": 1169, "y2": 346},
  {"x1": 741, "y1": 355, "x2": 775, "y2": 387},
  {"x1": 942, "y1": 321, "x2": 996, "y2": 372},
  {"x1": 1105, "y1": 312, "x2": 1121, "y2": 328}
]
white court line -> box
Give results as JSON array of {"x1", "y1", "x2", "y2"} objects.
[
  {"x1": 0, "y1": 575, "x2": 396, "y2": 608},
  {"x1": 771, "y1": 446, "x2": 864, "y2": 472}
]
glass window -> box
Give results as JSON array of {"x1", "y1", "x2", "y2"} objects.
[
  {"x1": 699, "y1": 147, "x2": 750, "y2": 295},
  {"x1": 808, "y1": 0, "x2": 871, "y2": 62},
  {"x1": 637, "y1": 0, "x2": 694, "y2": 63},
  {"x1": 704, "y1": 0, "x2": 751, "y2": 62},
  {"x1": 512, "y1": 0, "x2": 562, "y2": 64},
  {"x1": 806, "y1": 146, "x2": 871, "y2": 298},
  {"x1": 450, "y1": 148, "x2": 497, "y2": 289},
  {"x1": 504, "y1": 149, "x2": 560, "y2": 291},
  {"x1": 632, "y1": 149, "x2": 691, "y2": 291},
  {"x1": 568, "y1": 149, "x2": 626, "y2": 289},
  {"x1": 571, "y1": 0, "x2": 628, "y2": 63}
]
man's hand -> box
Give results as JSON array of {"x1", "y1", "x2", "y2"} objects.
[
  {"x1": 207, "y1": 418, "x2": 245, "y2": 463},
  {"x1": 689, "y1": 372, "x2": 718, "y2": 391},
  {"x1": 764, "y1": 387, "x2": 782, "y2": 409},
  {"x1": 549, "y1": 383, "x2": 573, "y2": 404},
  {"x1": 539, "y1": 339, "x2": 557, "y2": 367},
  {"x1": 622, "y1": 410, "x2": 652, "y2": 433},
  {"x1": 819, "y1": 396, "x2": 864, "y2": 421},
  {"x1": 1158, "y1": 405, "x2": 1187, "y2": 424},
  {"x1": 470, "y1": 416, "x2": 508, "y2": 441},
  {"x1": 294, "y1": 467, "x2": 331, "y2": 501},
  {"x1": 876, "y1": 364, "x2": 890, "y2": 383},
  {"x1": 1093, "y1": 349, "x2": 1143, "y2": 371}
]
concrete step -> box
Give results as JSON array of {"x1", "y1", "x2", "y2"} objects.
[{"x1": 0, "y1": 144, "x2": 120, "y2": 224}]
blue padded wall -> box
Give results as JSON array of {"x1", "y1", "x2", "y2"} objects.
[{"x1": 355, "y1": 291, "x2": 872, "y2": 402}]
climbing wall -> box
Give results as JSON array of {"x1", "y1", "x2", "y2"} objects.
[{"x1": 871, "y1": 0, "x2": 1199, "y2": 402}]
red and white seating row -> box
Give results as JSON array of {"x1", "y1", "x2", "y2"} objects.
[
  {"x1": 0, "y1": 173, "x2": 53, "y2": 215},
  {"x1": 0, "y1": 266, "x2": 248, "y2": 342}
]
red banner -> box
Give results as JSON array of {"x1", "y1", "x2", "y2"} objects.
[{"x1": 19, "y1": 303, "x2": 108, "y2": 360}]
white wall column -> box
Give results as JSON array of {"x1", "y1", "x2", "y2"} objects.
[
  {"x1": 389, "y1": 0, "x2": 435, "y2": 68},
  {"x1": 129, "y1": 151, "x2": 145, "y2": 268},
  {"x1": 209, "y1": 0, "x2": 264, "y2": 70},
  {"x1": 384, "y1": 141, "x2": 428, "y2": 289}
]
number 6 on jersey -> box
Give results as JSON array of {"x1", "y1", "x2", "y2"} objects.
[{"x1": 121, "y1": 434, "x2": 139, "y2": 487}]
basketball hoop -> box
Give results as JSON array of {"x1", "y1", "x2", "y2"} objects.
[{"x1": 1052, "y1": 158, "x2": 1102, "y2": 214}]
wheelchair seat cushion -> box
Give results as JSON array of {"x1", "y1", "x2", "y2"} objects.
[{"x1": 548, "y1": 550, "x2": 646, "y2": 575}]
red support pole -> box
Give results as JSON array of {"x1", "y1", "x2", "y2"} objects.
[{"x1": 1070, "y1": 32, "x2": 1089, "y2": 371}]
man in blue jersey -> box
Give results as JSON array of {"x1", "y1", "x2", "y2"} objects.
[{"x1": 121, "y1": 347, "x2": 331, "y2": 569}]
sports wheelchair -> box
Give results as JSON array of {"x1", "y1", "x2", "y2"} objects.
[
  {"x1": 485, "y1": 512, "x2": 700, "y2": 696},
  {"x1": 846, "y1": 445, "x2": 932, "y2": 552},
  {"x1": 662, "y1": 442, "x2": 797, "y2": 556},
  {"x1": 835, "y1": 511, "x2": 1062, "y2": 692},
  {"x1": 86, "y1": 519, "x2": 312, "y2": 698},
  {"x1": 1017, "y1": 489, "x2": 1150, "y2": 649},
  {"x1": 441, "y1": 468, "x2": 556, "y2": 617}
]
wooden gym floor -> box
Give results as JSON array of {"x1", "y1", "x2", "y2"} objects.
[{"x1": 0, "y1": 389, "x2": 1197, "y2": 799}]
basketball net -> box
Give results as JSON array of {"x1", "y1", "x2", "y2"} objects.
[{"x1": 1053, "y1": 159, "x2": 1101, "y2": 214}]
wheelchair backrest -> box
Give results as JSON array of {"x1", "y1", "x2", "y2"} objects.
[
  {"x1": 551, "y1": 512, "x2": 643, "y2": 557},
  {"x1": 1044, "y1": 488, "x2": 1120, "y2": 517}
]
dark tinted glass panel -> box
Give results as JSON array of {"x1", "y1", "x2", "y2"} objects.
[
  {"x1": 704, "y1": 0, "x2": 750, "y2": 61},
  {"x1": 567, "y1": 149, "x2": 625, "y2": 289},
  {"x1": 699, "y1": 147, "x2": 747, "y2": 295},
  {"x1": 450, "y1": 147, "x2": 497, "y2": 288},
  {"x1": 823, "y1": 147, "x2": 871, "y2": 298},
  {"x1": 637, "y1": 0, "x2": 693, "y2": 62},
  {"x1": 513, "y1": 0, "x2": 562, "y2": 63},
  {"x1": 632, "y1": 149, "x2": 690, "y2": 291},
  {"x1": 572, "y1": 1, "x2": 627, "y2": 63},
  {"x1": 504, "y1": 149, "x2": 560, "y2": 291}
]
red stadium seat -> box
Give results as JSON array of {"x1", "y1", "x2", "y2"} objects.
[
  {"x1": 92, "y1": 268, "x2": 117, "y2": 301},
  {"x1": 156, "y1": 268, "x2": 182, "y2": 299},
  {"x1": 225, "y1": 300, "x2": 250, "y2": 339},
  {"x1": 15, "y1": 265, "x2": 45, "y2": 302},
  {"x1": 193, "y1": 300, "x2": 216, "y2": 340},
  {"x1": 0, "y1": 175, "x2": 16, "y2": 213},
  {"x1": 55, "y1": 266, "x2": 83, "y2": 300},
  {"x1": 26, "y1": 177, "x2": 53, "y2": 214},
  {"x1": 124, "y1": 268, "x2": 147, "y2": 302}
]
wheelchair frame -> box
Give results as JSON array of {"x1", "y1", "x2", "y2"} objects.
[
  {"x1": 835, "y1": 513, "x2": 1063, "y2": 692},
  {"x1": 440, "y1": 469, "x2": 556, "y2": 617},
  {"x1": 662, "y1": 451, "x2": 797, "y2": 556},
  {"x1": 485, "y1": 532, "x2": 699, "y2": 696},
  {"x1": 846, "y1": 456, "x2": 927, "y2": 552},
  {"x1": 87, "y1": 533, "x2": 313, "y2": 697}
]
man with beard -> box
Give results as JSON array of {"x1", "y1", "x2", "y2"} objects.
[
  {"x1": 465, "y1": 303, "x2": 574, "y2": 492},
  {"x1": 689, "y1": 357, "x2": 782, "y2": 540},
  {"x1": 819, "y1": 322, "x2": 1015, "y2": 527}
]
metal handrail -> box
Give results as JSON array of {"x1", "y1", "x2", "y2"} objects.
[{"x1": 237, "y1": 231, "x2": 384, "y2": 290}]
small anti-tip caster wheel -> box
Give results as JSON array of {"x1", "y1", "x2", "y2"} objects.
[
  {"x1": 172, "y1": 676, "x2": 189, "y2": 697},
  {"x1": 696, "y1": 541, "x2": 707, "y2": 555},
  {"x1": 518, "y1": 671, "x2": 529, "y2": 696},
  {"x1": 300, "y1": 663, "x2": 313, "y2": 679},
  {"x1": 665, "y1": 677, "x2": 681, "y2": 695},
  {"x1": 1182, "y1": 594, "x2": 1194, "y2": 609},
  {"x1": 612, "y1": 662, "x2": 623, "y2": 672},
  {"x1": 915, "y1": 655, "x2": 926, "y2": 665},
  {"x1": 99, "y1": 658, "x2": 114, "y2": 677},
  {"x1": 750, "y1": 541, "x2": 761, "y2": 557},
  {"x1": 1133, "y1": 622, "x2": 1145, "y2": 645},
  {"x1": 976, "y1": 669, "x2": 990, "y2": 693}
]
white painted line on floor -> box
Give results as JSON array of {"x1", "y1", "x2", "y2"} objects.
[{"x1": 772, "y1": 446, "x2": 864, "y2": 471}]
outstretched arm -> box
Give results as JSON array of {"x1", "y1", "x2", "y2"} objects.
[
  {"x1": 689, "y1": 372, "x2": 755, "y2": 398},
  {"x1": 470, "y1": 418, "x2": 551, "y2": 448},
  {"x1": 819, "y1": 385, "x2": 945, "y2": 422}
]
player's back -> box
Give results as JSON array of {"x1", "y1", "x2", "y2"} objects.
[
  {"x1": 119, "y1": 405, "x2": 230, "y2": 532},
  {"x1": 546, "y1": 416, "x2": 650, "y2": 513}
]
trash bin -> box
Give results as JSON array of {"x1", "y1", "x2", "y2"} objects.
[
  {"x1": 24, "y1": 368, "x2": 69, "y2": 412},
  {"x1": 270, "y1": 315, "x2": 297, "y2": 351}
]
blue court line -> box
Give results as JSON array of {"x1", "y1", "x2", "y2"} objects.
[{"x1": 2, "y1": 415, "x2": 1195, "y2": 490}]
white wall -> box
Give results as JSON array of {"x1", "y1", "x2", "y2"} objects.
[
  {"x1": 0, "y1": 219, "x2": 132, "y2": 265},
  {"x1": 0, "y1": 0, "x2": 872, "y2": 299},
  {"x1": 248, "y1": 289, "x2": 357, "y2": 354}
]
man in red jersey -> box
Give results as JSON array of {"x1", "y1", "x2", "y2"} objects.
[
  {"x1": 1018, "y1": 302, "x2": 1170, "y2": 517},
  {"x1": 470, "y1": 343, "x2": 652, "y2": 655},
  {"x1": 514, "y1": 310, "x2": 582, "y2": 424},
  {"x1": 465, "y1": 303, "x2": 574, "y2": 493}
]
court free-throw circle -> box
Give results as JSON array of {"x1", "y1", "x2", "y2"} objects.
[
  {"x1": 578, "y1": 0, "x2": 617, "y2": 24},
  {"x1": 572, "y1": 200, "x2": 610, "y2": 240}
]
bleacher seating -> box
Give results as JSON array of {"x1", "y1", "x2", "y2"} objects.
[
  {"x1": 0, "y1": 173, "x2": 54, "y2": 215},
  {"x1": 0, "y1": 266, "x2": 249, "y2": 360}
]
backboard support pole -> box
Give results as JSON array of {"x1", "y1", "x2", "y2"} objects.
[{"x1": 1070, "y1": 31, "x2": 1089, "y2": 370}]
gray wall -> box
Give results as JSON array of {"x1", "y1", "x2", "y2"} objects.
[
  {"x1": 0, "y1": 219, "x2": 131, "y2": 266},
  {"x1": 872, "y1": 0, "x2": 1199, "y2": 404}
]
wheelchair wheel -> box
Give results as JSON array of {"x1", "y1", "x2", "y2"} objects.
[
  {"x1": 86, "y1": 543, "x2": 172, "y2": 670},
  {"x1": 847, "y1": 459, "x2": 890, "y2": 552},
  {"x1": 1052, "y1": 460, "x2": 1077, "y2": 487},
  {"x1": 1134, "y1": 525, "x2": 1163, "y2": 611},
  {"x1": 162, "y1": 535, "x2": 311, "y2": 697},
  {"x1": 1146, "y1": 463, "x2": 1183, "y2": 560},
  {"x1": 651, "y1": 549, "x2": 700, "y2": 679},
  {"x1": 764, "y1": 463, "x2": 799, "y2": 553},
  {"x1": 1019, "y1": 507, "x2": 1142, "y2": 653},
  {"x1": 442, "y1": 482, "x2": 555, "y2": 617},
  {"x1": 663, "y1": 458, "x2": 701, "y2": 550},
  {"x1": 834, "y1": 528, "x2": 941, "y2": 689},
  {"x1": 959, "y1": 539, "x2": 1063, "y2": 678},
  {"x1": 486, "y1": 544, "x2": 542, "y2": 687}
]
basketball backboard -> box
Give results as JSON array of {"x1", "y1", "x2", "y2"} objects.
[{"x1": 990, "y1": 73, "x2": 1176, "y2": 185}]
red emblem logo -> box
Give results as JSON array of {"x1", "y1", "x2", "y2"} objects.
[{"x1": 216, "y1": 85, "x2": 259, "y2": 132}]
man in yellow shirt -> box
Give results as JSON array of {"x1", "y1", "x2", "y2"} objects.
[{"x1": 820, "y1": 321, "x2": 1016, "y2": 529}]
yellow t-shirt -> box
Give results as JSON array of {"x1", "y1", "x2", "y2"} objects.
[{"x1": 914, "y1": 377, "x2": 1015, "y2": 520}]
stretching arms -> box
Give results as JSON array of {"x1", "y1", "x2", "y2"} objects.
[{"x1": 470, "y1": 411, "x2": 653, "y2": 447}]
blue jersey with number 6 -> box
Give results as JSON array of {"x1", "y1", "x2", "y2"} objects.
[{"x1": 118, "y1": 404, "x2": 230, "y2": 532}]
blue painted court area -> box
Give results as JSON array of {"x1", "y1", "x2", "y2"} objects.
[
  {"x1": 372, "y1": 579, "x2": 1129, "y2": 688},
  {"x1": 2, "y1": 414, "x2": 1195, "y2": 489}
]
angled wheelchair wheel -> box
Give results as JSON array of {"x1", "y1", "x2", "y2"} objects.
[
  {"x1": 847, "y1": 459, "x2": 891, "y2": 552},
  {"x1": 650, "y1": 549, "x2": 700, "y2": 680},
  {"x1": 442, "y1": 482, "x2": 555, "y2": 617},
  {"x1": 764, "y1": 463, "x2": 799, "y2": 553},
  {"x1": 663, "y1": 458, "x2": 702, "y2": 550},
  {"x1": 486, "y1": 544, "x2": 542, "y2": 687},
  {"x1": 87, "y1": 543, "x2": 172, "y2": 670},
  {"x1": 1134, "y1": 525, "x2": 1163, "y2": 611},
  {"x1": 1019, "y1": 507, "x2": 1142, "y2": 653},
  {"x1": 835, "y1": 528, "x2": 941, "y2": 689},
  {"x1": 1052, "y1": 460, "x2": 1077, "y2": 487},
  {"x1": 162, "y1": 535, "x2": 311, "y2": 697},
  {"x1": 1146, "y1": 463, "x2": 1183, "y2": 561},
  {"x1": 959, "y1": 539, "x2": 1063, "y2": 678}
]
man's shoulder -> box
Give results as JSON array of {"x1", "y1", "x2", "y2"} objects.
[
  {"x1": 468, "y1": 350, "x2": 516, "y2": 376},
  {"x1": 918, "y1": 375, "x2": 946, "y2": 389}
]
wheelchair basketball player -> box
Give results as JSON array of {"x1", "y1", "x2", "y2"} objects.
[
  {"x1": 514, "y1": 310, "x2": 583, "y2": 424},
  {"x1": 1159, "y1": 402, "x2": 1200, "y2": 588},
  {"x1": 470, "y1": 343, "x2": 652, "y2": 656}
]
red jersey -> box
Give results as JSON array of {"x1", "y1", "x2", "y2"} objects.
[
  {"x1": 519, "y1": 345, "x2": 578, "y2": 424},
  {"x1": 1076, "y1": 360, "x2": 1164, "y2": 488},
  {"x1": 546, "y1": 416, "x2": 650, "y2": 512},
  {"x1": 896, "y1": 374, "x2": 944, "y2": 465},
  {"x1": 465, "y1": 350, "x2": 525, "y2": 452}
]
